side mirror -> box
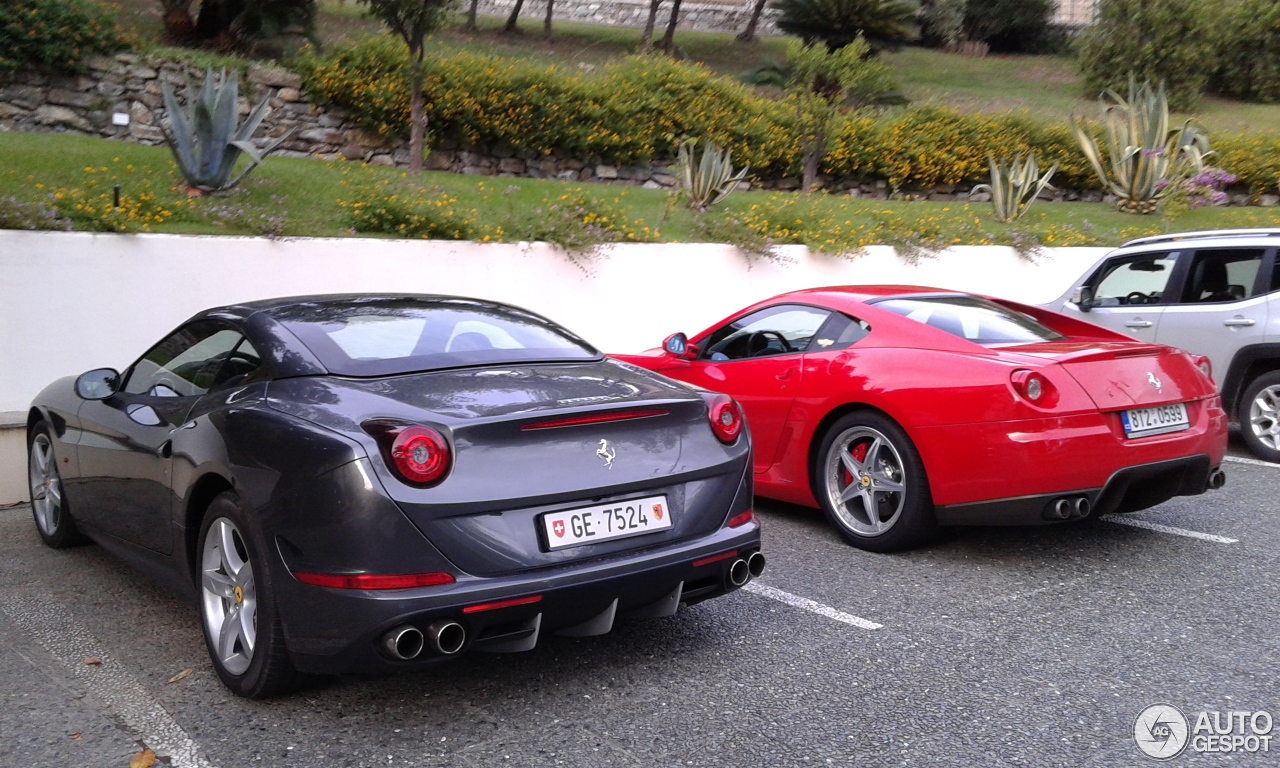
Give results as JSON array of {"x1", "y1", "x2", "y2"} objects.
[
  {"x1": 1072, "y1": 285, "x2": 1095, "y2": 313},
  {"x1": 76, "y1": 368, "x2": 120, "y2": 400},
  {"x1": 663, "y1": 333, "x2": 698, "y2": 360}
]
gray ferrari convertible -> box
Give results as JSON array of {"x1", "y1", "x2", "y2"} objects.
[{"x1": 26, "y1": 295, "x2": 763, "y2": 698}]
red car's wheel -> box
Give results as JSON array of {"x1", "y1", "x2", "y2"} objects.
[{"x1": 814, "y1": 412, "x2": 937, "y2": 552}]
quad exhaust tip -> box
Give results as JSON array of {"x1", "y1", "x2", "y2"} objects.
[
  {"x1": 727, "y1": 558, "x2": 750, "y2": 588},
  {"x1": 383, "y1": 625, "x2": 425, "y2": 660},
  {"x1": 746, "y1": 551, "x2": 766, "y2": 578},
  {"x1": 426, "y1": 620, "x2": 466, "y2": 655}
]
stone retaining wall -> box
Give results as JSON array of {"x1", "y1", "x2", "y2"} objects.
[{"x1": 475, "y1": 0, "x2": 780, "y2": 37}]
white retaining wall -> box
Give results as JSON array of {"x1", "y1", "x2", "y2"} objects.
[{"x1": 0, "y1": 230, "x2": 1108, "y2": 503}]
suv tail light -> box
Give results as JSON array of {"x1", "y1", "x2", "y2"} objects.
[
  {"x1": 363, "y1": 421, "x2": 452, "y2": 486},
  {"x1": 702, "y1": 393, "x2": 743, "y2": 444}
]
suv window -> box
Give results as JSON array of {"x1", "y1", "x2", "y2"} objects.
[
  {"x1": 1092, "y1": 253, "x2": 1176, "y2": 306},
  {"x1": 1178, "y1": 249, "x2": 1265, "y2": 303}
]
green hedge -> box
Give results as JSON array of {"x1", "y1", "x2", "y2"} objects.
[
  {"x1": 297, "y1": 37, "x2": 1280, "y2": 194},
  {"x1": 0, "y1": 0, "x2": 124, "y2": 75}
]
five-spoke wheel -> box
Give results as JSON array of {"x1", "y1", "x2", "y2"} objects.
[
  {"x1": 814, "y1": 412, "x2": 937, "y2": 552},
  {"x1": 27, "y1": 424, "x2": 85, "y2": 548},
  {"x1": 197, "y1": 491, "x2": 297, "y2": 698},
  {"x1": 1241, "y1": 371, "x2": 1280, "y2": 463}
]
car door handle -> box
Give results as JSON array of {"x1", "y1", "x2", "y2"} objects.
[
  {"x1": 1223, "y1": 318, "x2": 1256, "y2": 327},
  {"x1": 776, "y1": 368, "x2": 794, "y2": 381},
  {"x1": 155, "y1": 440, "x2": 172, "y2": 459},
  {"x1": 1124, "y1": 320, "x2": 1153, "y2": 329}
]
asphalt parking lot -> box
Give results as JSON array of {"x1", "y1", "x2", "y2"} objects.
[{"x1": 1, "y1": 436, "x2": 1277, "y2": 767}]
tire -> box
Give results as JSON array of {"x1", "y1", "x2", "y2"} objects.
[
  {"x1": 27, "y1": 422, "x2": 87, "y2": 548},
  {"x1": 197, "y1": 491, "x2": 298, "y2": 698},
  {"x1": 1239, "y1": 370, "x2": 1280, "y2": 463},
  {"x1": 812, "y1": 411, "x2": 938, "y2": 552}
]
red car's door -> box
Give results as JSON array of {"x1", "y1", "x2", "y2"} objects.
[{"x1": 680, "y1": 305, "x2": 834, "y2": 473}]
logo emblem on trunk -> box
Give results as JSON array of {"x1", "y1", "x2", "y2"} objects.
[
  {"x1": 596, "y1": 439, "x2": 616, "y2": 469},
  {"x1": 1148, "y1": 372, "x2": 1162, "y2": 391}
]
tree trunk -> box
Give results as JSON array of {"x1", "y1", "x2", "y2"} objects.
[
  {"x1": 504, "y1": 0, "x2": 526, "y2": 33},
  {"x1": 543, "y1": 0, "x2": 554, "y2": 39},
  {"x1": 639, "y1": 0, "x2": 661, "y2": 51},
  {"x1": 801, "y1": 130, "x2": 824, "y2": 193},
  {"x1": 659, "y1": 0, "x2": 683, "y2": 52},
  {"x1": 465, "y1": 0, "x2": 479, "y2": 31},
  {"x1": 409, "y1": 49, "x2": 426, "y2": 175},
  {"x1": 735, "y1": 0, "x2": 768, "y2": 43}
]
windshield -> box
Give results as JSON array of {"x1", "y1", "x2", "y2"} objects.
[
  {"x1": 873, "y1": 295, "x2": 1064, "y2": 345},
  {"x1": 272, "y1": 297, "x2": 600, "y2": 376}
]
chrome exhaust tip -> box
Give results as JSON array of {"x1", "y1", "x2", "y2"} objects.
[
  {"x1": 425, "y1": 620, "x2": 466, "y2": 655},
  {"x1": 1072, "y1": 496, "x2": 1091, "y2": 518},
  {"x1": 382, "y1": 625, "x2": 425, "y2": 660},
  {"x1": 1053, "y1": 498, "x2": 1072, "y2": 520},
  {"x1": 1207, "y1": 469, "x2": 1226, "y2": 491},
  {"x1": 727, "y1": 559, "x2": 750, "y2": 588},
  {"x1": 746, "y1": 551, "x2": 766, "y2": 578}
]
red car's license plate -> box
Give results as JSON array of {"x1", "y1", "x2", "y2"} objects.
[{"x1": 1122, "y1": 403, "x2": 1190, "y2": 438}]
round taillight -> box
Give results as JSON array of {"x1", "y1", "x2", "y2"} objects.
[
  {"x1": 706, "y1": 394, "x2": 743, "y2": 444},
  {"x1": 1011, "y1": 369, "x2": 1049, "y2": 404},
  {"x1": 1194, "y1": 355, "x2": 1213, "y2": 381},
  {"x1": 390, "y1": 426, "x2": 451, "y2": 485}
]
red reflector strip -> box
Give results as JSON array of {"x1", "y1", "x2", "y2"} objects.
[
  {"x1": 293, "y1": 571, "x2": 455, "y2": 590},
  {"x1": 520, "y1": 408, "x2": 669, "y2": 431},
  {"x1": 692, "y1": 550, "x2": 738, "y2": 568},
  {"x1": 728, "y1": 510, "x2": 754, "y2": 528},
  {"x1": 461, "y1": 595, "x2": 543, "y2": 614}
]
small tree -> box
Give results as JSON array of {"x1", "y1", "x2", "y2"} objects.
[
  {"x1": 640, "y1": 0, "x2": 662, "y2": 51},
  {"x1": 736, "y1": 0, "x2": 769, "y2": 43},
  {"x1": 658, "y1": 0, "x2": 684, "y2": 52},
  {"x1": 786, "y1": 36, "x2": 893, "y2": 192},
  {"x1": 503, "y1": 0, "x2": 524, "y2": 32},
  {"x1": 358, "y1": 0, "x2": 454, "y2": 173}
]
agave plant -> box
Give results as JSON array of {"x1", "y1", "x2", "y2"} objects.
[
  {"x1": 676, "y1": 139, "x2": 749, "y2": 211},
  {"x1": 972, "y1": 153, "x2": 1057, "y2": 223},
  {"x1": 151, "y1": 67, "x2": 288, "y2": 193},
  {"x1": 1070, "y1": 77, "x2": 1212, "y2": 215}
]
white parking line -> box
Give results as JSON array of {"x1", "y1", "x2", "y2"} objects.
[
  {"x1": 742, "y1": 582, "x2": 882, "y2": 630},
  {"x1": 0, "y1": 593, "x2": 217, "y2": 768},
  {"x1": 1100, "y1": 515, "x2": 1238, "y2": 544},
  {"x1": 1223, "y1": 455, "x2": 1280, "y2": 469}
]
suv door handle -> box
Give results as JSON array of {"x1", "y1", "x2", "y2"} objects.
[
  {"x1": 1124, "y1": 320, "x2": 1153, "y2": 329},
  {"x1": 1223, "y1": 318, "x2": 1256, "y2": 327}
]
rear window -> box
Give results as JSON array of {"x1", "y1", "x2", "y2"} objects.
[
  {"x1": 874, "y1": 295, "x2": 1064, "y2": 345},
  {"x1": 272, "y1": 298, "x2": 599, "y2": 376}
]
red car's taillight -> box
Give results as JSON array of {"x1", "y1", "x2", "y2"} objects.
[
  {"x1": 1192, "y1": 355, "x2": 1213, "y2": 382},
  {"x1": 703, "y1": 393, "x2": 743, "y2": 444},
  {"x1": 1011, "y1": 369, "x2": 1057, "y2": 406},
  {"x1": 363, "y1": 421, "x2": 452, "y2": 486}
]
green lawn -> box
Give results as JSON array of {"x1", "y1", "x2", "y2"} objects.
[{"x1": 7, "y1": 133, "x2": 1280, "y2": 252}]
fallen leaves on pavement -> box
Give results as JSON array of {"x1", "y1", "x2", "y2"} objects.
[
  {"x1": 166, "y1": 668, "x2": 192, "y2": 684},
  {"x1": 129, "y1": 749, "x2": 156, "y2": 768}
]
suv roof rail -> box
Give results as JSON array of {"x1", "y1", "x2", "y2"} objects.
[{"x1": 1121, "y1": 228, "x2": 1280, "y2": 248}]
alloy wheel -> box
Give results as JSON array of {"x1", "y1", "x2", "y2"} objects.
[
  {"x1": 823, "y1": 426, "x2": 907, "y2": 537},
  {"x1": 201, "y1": 517, "x2": 258, "y2": 676},
  {"x1": 28, "y1": 433, "x2": 62, "y2": 536},
  {"x1": 1249, "y1": 384, "x2": 1280, "y2": 451}
]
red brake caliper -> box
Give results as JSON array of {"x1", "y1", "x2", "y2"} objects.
[{"x1": 843, "y1": 442, "x2": 869, "y2": 486}]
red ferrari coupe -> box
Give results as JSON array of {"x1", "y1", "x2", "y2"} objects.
[{"x1": 615, "y1": 286, "x2": 1228, "y2": 551}]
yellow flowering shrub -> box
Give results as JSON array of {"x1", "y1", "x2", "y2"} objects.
[{"x1": 341, "y1": 181, "x2": 477, "y2": 239}]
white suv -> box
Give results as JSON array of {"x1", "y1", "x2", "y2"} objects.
[{"x1": 1043, "y1": 229, "x2": 1280, "y2": 462}]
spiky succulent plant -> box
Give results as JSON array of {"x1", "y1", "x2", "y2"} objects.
[
  {"x1": 151, "y1": 67, "x2": 288, "y2": 193},
  {"x1": 676, "y1": 139, "x2": 749, "y2": 211},
  {"x1": 1070, "y1": 77, "x2": 1211, "y2": 215},
  {"x1": 972, "y1": 153, "x2": 1057, "y2": 223}
]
